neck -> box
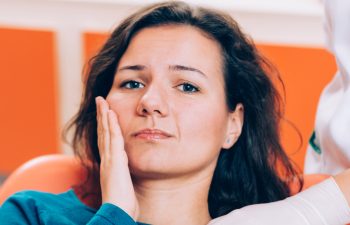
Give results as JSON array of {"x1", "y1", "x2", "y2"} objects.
[{"x1": 133, "y1": 172, "x2": 213, "y2": 225}]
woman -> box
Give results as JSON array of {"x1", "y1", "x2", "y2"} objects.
[{"x1": 1, "y1": 1, "x2": 349, "y2": 224}]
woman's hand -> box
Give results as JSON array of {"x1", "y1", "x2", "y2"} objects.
[{"x1": 96, "y1": 96, "x2": 139, "y2": 220}]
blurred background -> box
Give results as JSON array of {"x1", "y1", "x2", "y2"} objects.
[{"x1": 0, "y1": 0, "x2": 336, "y2": 183}]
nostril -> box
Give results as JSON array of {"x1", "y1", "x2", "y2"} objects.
[{"x1": 142, "y1": 108, "x2": 148, "y2": 114}]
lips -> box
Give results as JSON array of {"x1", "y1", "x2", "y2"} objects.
[{"x1": 133, "y1": 128, "x2": 173, "y2": 140}]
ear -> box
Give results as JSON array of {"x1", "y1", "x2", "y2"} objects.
[{"x1": 222, "y1": 103, "x2": 244, "y2": 149}]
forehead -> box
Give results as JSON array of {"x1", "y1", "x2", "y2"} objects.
[{"x1": 119, "y1": 25, "x2": 224, "y2": 75}]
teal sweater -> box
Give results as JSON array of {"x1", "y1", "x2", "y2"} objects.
[{"x1": 0, "y1": 190, "x2": 149, "y2": 225}]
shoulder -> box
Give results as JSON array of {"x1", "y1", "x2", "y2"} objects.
[
  {"x1": 1, "y1": 190, "x2": 96, "y2": 224},
  {"x1": 4, "y1": 189, "x2": 69, "y2": 202},
  {"x1": 4, "y1": 189, "x2": 89, "y2": 209}
]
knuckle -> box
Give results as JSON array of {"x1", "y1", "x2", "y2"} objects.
[
  {"x1": 102, "y1": 126, "x2": 109, "y2": 133},
  {"x1": 109, "y1": 129, "x2": 116, "y2": 137}
]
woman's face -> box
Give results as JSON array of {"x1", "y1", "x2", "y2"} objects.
[{"x1": 106, "y1": 25, "x2": 242, "y2": 179}]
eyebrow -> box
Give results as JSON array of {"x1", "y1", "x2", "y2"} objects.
[
  {"x1": 118, "y1": 65, "x2": 146, "y2": 71},
  {"x1": 169, "y1": 65, "x2": 207, "y2": 77},
  {"x1": 118, "y1": 64, "x2": 207, "y2": 77}
]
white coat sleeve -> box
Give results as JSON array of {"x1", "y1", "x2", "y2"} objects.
[
  {"x1": 208, "y1": 177, "x2": 350, "y2": 225},
  {"x1": 304, "y1": 0, "x2": 350, "y2": 174}
]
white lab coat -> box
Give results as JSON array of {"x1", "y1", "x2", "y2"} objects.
[{"x1": 304, "y1": 0, "x2": 350, "y2": 174}]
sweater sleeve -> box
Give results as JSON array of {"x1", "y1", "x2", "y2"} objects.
[
  {"x1": 208, "y1": 177, "x2": 350, "y2": 225},
  {"x1": 0, "y1": 192, "x2": 137, "y2": 225},
  {"x1": 87, "y1": 203, "x2": 137, "y2": 225},
  {"x1": 0, "y1": 193, "x2": 40, "y2": 225}
]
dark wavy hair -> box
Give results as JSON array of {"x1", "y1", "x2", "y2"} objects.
[{"x1": 65, "y1": 0, "x2": 302, "y2": 219}]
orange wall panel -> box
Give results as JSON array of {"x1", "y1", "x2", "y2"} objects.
[
  {"x1": 83, "y1": 32, "x2": 337, "y2": 171},
  {"x1": 0, "y1": 27, "x2": 59, "y2": 174},
  {"x1": 83, "y1": 32, "x2": 108, "y2": 63}
]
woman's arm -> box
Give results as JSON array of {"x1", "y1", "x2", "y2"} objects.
[
  {"x1": 0, "y1": 193, "x2": 137, "y2": 225},
  {"x1": 208, "y1": 175, "x2": 350, "y2": 225}
]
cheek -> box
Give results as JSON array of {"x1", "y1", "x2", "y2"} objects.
[
  {"x1": 178, "y1": 102, "x2": 228, "y2": 150},
  {"x1": 106, "y1": 94, "x2": 136, "y2": 135}
]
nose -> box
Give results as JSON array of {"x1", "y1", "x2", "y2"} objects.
[{"x1": 136, "y1": 84, "x2": 169, "y2": 117}]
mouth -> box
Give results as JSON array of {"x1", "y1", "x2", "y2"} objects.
[{"x1": 133, "y1": 128, "x2": 173, "y2": 141}]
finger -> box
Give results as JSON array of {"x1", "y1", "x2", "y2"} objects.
[
  {"x1": 107, "y1": 109, "x2": 129, "y2": 169},
  {"x1": 96, "y1": 97, "x2": 104, "y2": 154},
  {"x1": 96, "y1": 97, "x2": 110, "y2": 158},
  {"x1": 107, "y1": 109, "x2": 125, "y2": 152},
  {"x1": 100, "y1": 98, "x2": 110, "y2": 153},
  {"x1": 96, "y1": 97, "x2": 102, "y2": 140}
]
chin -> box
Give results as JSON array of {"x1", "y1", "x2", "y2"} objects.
[
  {"x1": 130, "y1": 155, "x2": 169, "y2": 172},
  {"x1": 126, "y1": 147, "x2": 172, "y2": 178}
]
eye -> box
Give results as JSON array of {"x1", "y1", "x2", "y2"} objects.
[
  {"x1": 177, "y1": 83, "x2": 199, "y2": 93},
  {"x1": 120, "y1": 80, "x2": 145, "y2": 89}
]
